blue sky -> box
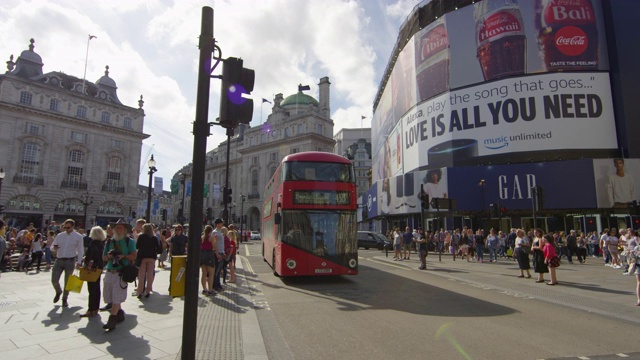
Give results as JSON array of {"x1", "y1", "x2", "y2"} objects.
[{"x1": 0, "y1": 0, "x2": 418, "y2": 188}]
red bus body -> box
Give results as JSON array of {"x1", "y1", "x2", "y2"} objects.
[{"x1": 262, "y1": 152, "x2": 358, "y2": 276}]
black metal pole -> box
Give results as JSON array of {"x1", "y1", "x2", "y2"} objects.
[
  {"x1": 240, "y1": 195, "x2": 244, "y2": 243},
  {"x1": 182, "y1": 7, "x2": 213, "y2": 360},
  {"x1": 180, "y1": 175, "x2": 186, "y2": 225},
  {"x1": 533, "y1": 186, "x2": 538, "y2": 229},
  {"x1": 146, "y1": 169, "x2": 153, "y2": 223},
  {"x1": 223, "y1": 127, "x2": 233, "y2": 225}
]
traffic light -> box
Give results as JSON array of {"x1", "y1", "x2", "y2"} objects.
[
  {"x1": 131, "y1": 211, "x2": 136, "y2": 218},
  {"x1": 206, "y1": 207, "x2": 213, "y2": 219},
  {"x1": 535, "y1": 186, "x2": 544, "y2": 211},
  {"x1": 421, "y1": 193, "x2": 429, "y2": 210},
  {"x1": 500, "y1": 206, "x2": 506, "y2": 217},
  {"x1": 224, "y1": 187, "x2": 233, "y2": 205},
  {"x1": 219, "y1": 57, "x2": 255, "y2": 129},
  {"x1": 161, "y1": 208, "x2": 167, "y2": 221}
]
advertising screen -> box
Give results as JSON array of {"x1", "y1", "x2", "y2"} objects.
[
  {"x1": 593, "y1": 158, "x2": 640, "y2": 208},
  {"x1": 372, "y1": 0, "x2": 615, "y2": 181}
]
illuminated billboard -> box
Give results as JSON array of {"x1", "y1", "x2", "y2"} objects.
[{"x1": 372, "y1": 0, "x2": 616, "y2": 183}]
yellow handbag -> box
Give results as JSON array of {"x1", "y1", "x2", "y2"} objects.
[
  {"x1": 65, "y1": 272, "x2": 84, "y2": 293},
  {"x1": 79, "y1": 268, "x2": 102, "y2": 282}
]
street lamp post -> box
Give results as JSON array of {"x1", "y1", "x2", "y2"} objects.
[
  {"x1": 179, "y1": 173, "x2": 186, "y2": 225},
  {"x1": 80, "y1": 192, "x2": 94, "y2": 229},
  {"x1": 0, "y1": 167, "x2": 5, "y2": 199},
  {"x1": 146, "y1": 155, "x2": 157, "y2": 223},
  {"x1": 240, "y1": 194, "x2": 245, "y2": 243},
  {"x1": 479, "y1": 179, "x2": 486, "y2": 228}
]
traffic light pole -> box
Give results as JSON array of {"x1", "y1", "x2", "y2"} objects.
[
  {"x1": 182, "y1": 7, "x2": 215, "y2": 360},
  {"x1": 223, "y1": 127, "x2": 232, "y2": 225}
]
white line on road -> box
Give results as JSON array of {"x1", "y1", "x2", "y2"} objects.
[
  {"x1": 239, "y1": 255, "x2": 254, "y2": 274},
  {"x1": 616, "y1": 354, "x2": 630, "y2": 358},
  {"x1": 244, "y1": 244, "x2": 251, "y2": 256},
  {"x1": 365, "y1": 257, "x2": 412, "y2": 271}
]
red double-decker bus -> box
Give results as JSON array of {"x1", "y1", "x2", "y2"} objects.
[{"x1": 262, "y1": 151, "x2": 358, "y2": 276}]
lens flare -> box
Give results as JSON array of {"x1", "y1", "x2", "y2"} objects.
[{"x1": 435, "y1": 322, "x2": 472, "y2": 360}]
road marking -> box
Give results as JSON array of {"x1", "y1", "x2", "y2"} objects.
[
  {"x1": 244, "y1": 244, "x2": 251, "y2": 256},
  {"x1": 616, "y1": 354, "x2": 629, "y2": 358},
  {"x1": 366, "y1": 257, "x2": 412, "y2": 271},
  {"x1": 578, "y1": 357, "x2": 590, "y2": 360},
  {"x1": 239, "y1": 255, "x2": 254, "y2": 274}
]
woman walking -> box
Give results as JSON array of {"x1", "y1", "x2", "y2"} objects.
[
  {"x1": 26, "y1": 233, "x2": 44, "y2": 273},
  {"x1": 44, "y1": 230, "x2": 55, "y2": 271},
  {"x1": 200, "y1": 225, "x2": 216, "y2": 295},
  {"x1": 135, "y1": 224, "x2": 160, "y2": 298},
  {"x1": 80, "y1": 226, "x2": 105, "y2": 317},
  {"x1": 393, "y1": 227, "x2": 402, "y2": 261},
  {"x1": 544, "y1": 234, "x2": 560, "y2": 285},
  {"x1": 475, "y1": 229, "x2": 485, "y2": 263},
  {"x1": 531, "y1": 228, "x2": 549, "y2": 283},
  {"x1": 607, "y1": 228, "x2": 622, "y2": 268},
  {"x1": 157, "y1": 228, "x2": 169, "y2": 269},
  {"x1": 515, "y1": 229, "x2": 531, "y2": 278}
]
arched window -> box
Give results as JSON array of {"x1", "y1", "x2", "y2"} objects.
[
  {"x1": 297, "y1": 124, "x2": 304, "y2": 134},
  {"x1": 101, "y1": 111, "x2": 111, "y2": 124},
  {"x1": 69, "y1": 149, "x2": 84, "y2": 163}
]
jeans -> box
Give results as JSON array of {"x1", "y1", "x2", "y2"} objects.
[
  {"x1": 499, "y1": 245, "x2": 506, "y2": 257},
  {"x1": 476, "y1": 244, "x2": 485, "y2": 261},
  {"x1": 51, "y1": 258, "x2": 76, "y2": 301},
  {"x1": 213, "y1": 254, "x2": 225, "y2": 289},
  {"x1": 567, "y1": 247, "x2": 583, "y2": 263},
  {"x1": 44, "y1": 247, "x2": 52, "y2": 266},
  {"x1": 488, "y1": 247, "x2": 498, "y2": 261}
]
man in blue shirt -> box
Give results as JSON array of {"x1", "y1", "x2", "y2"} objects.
[
  {"x1": 402, "y1": 227, "x2": 413, "y2": 260},
  {"x1": 212, "y1": 218, "x2": 226, "y2": 292}
]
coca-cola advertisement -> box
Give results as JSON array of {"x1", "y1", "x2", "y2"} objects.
[
  {"x1": 536, "y1": 0, "x2": 599, "y2": 71},
  {"x1": 474, "y1": 0, "x2": 527, "y2": 81},
  {"x1": 415, "y1": 18, "x2": 450, "y2": 102}
]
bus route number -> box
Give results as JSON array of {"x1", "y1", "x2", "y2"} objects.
[{"x1": 293, "y1": 191, "x2": 350, "y2": 205}]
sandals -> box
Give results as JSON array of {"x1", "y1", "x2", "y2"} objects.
[
  {"x1": 547, "y1": 282, "x2": 558, "y2": 286},
  {"x1": 79, "y1": 310, "x2": 98, "y2": 317}
]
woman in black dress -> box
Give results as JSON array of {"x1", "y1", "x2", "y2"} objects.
[
  {"x1": 80, "y1": 226, "x2": 106, "y2": 317},
  {"x1": 531, "y1": 228, "x2": 549, "y2": 283}
]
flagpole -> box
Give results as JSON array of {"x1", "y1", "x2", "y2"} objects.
[
  {"x1": 82, "y1": 34, "x2": 96, "y2": 95},
  {"x1": 260, "y1": 100, "x2": 264, "y2": 125}
]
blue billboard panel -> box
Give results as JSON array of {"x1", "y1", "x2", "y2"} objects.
[
  {"x1": 365, "y1": 182, "x2": 378, "y2": 219},
  {"x1": 448, "y1": 159, "x2": 596, "y2": 211}
]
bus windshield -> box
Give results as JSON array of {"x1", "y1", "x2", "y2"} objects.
[
  {"x1": 280, "y1": 210, "x2": 357, "y2": 256},
  {"x1": 283, "y1": 161, "x2": 355, "y2": 182}
]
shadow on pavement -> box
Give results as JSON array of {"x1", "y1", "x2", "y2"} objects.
[
  {"x1": 77, "y1": 314, "x2": 151, "y2": 359},
  {"x1": 41, "y1": 305, "x2": 83, "y2": 331},
  {"x1": 135, "y1": 293, "x2": 173, "y2": 315}
]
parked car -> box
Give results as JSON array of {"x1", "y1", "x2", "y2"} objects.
[
  {"x1": 250, "y1": 231, "x2": 261, "y2": 240},
  {"x1": 357, "y1": 231, "x2": 391, "y2": 250}
]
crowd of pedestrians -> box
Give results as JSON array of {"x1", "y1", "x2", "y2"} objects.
[
  {"x1": 0, "y1": 217, "x2": 241, "y2": 331},
  {"x1": 384, "y1": 225, "x2": 640, "y2": 305}
]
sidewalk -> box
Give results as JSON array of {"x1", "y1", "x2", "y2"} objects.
[
  {"x1": 373, "y1": 252, "x2": 640, "y2": 324},
  {"x1": 0, "y1": 253, "x2": 267, "y2": 360}
]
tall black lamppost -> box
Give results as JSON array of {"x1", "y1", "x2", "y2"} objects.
[
  {"x1": 240, "y1": 194, "x2": 245, "y2": 242},
  {"x1": 80, "y1": 192, "x2": 93, "y2": 229},
  {"x1": 146, "y1": 155, "x2": 157, "y2": 223},
  {"x1": 0, "y1": 168, "x2": 5, "y2": 214},
  {"x1": 179, "y1": 173, "x2": 186, "y2": 224},
  {"x1": 479, "y1": 179, "x2": 486, "y2": 228}
]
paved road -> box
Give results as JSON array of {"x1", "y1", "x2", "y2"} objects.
[{"x1": 241, "y1": 244, "x2": 640, "y2": 360}]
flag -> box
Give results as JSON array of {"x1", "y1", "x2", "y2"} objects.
[
  {"x1": 213, "y1": 184, "x2": 221, "y2": 201},
  {"x1": 361, "y1": 115, "x2": 366, "y2": 120},
  {"x1": 298, "y1": 84, "x2": 310, "y2": 92},
  {"x1": 204, "y1": 184, "x2": 209, "y2": 198},
  {"x1": 89, "y1": 34, "x2": 97, "y2": 40},
  {"x1": 154, "y1": 176, "x2": 163, "y2": 195},
  {"x1": 262, "y1": 98, "x2": 272, "y2": 104},
  {"x1": 170, "y1": 179, "x2": 179, "y2": 195},
  {"x1": 186, "y1": 181, "x2": 192, "y2": 197},
  {"x1": 153, "y1": 198, "x2": 159, "y2": 210}
]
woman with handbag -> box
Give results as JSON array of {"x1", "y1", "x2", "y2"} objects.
[
  {"x1": 515, "y1": 229, "x2": 532, "y2": 278},
  {"x1": 80, "y1": 226, "x2": 106, "y2": 317}
]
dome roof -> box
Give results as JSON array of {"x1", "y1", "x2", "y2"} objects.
[
  {"x1": 280, "y1": 91, "x2": 318, "y2": 107},
  {"x1": 96, "y1": 65, "x2": 117, "y2": 88}
]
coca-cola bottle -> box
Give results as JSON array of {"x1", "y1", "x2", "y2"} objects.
[
  {"x1": 415, "y1": 17, "x2": 450, "y2": 102},
  {"x1": 536, "y1": 0, "x2": 598, "y2": 71},
  {"x1": 474, "y1": 0, "x2": 527, "y2": 81}
]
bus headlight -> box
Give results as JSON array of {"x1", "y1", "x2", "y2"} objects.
[
  {"x1": 348, "y1": 258, "x2": 357, "y2": 269},
  {"x1": 286, "y1": 259, "x2": 297, "y2": 269}
]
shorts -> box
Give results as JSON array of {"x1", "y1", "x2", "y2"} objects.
[
  {"x1": 200, "y1": 250, "x2": 215, "y2": 267},
  {"x1": 103, "y1": 271, "x2": 128, "y2": 305},
  {"x1": 394, "y1": 244, "x2": 402, "y2": 251}
]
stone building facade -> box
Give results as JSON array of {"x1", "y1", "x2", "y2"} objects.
[
  {"x1": 172, "y1": 77, "x2": 335, "y2": 231},
  {"x1": 0, "y1": 39, "x2": 148, "y2": 229}
]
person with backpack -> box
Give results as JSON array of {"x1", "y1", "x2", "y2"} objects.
[{"x1": 102, "y1": 219, "x2": 137, "y2": 331}]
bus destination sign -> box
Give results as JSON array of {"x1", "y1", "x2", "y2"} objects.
[{"x1": 293, "y1": 190, "x2": 350, "y2": 206}]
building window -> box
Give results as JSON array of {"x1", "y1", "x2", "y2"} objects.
[
  {"x1": 24, "y1": 123, "x2": 43, "y2": 135},
  {"x1": 290, "y1": 148, "x2": 299, "y2": 154},
  {"x1": 71, "y1": 131, "x2": 87, "y2": 143},
  {"x1": 317, "y1": 147, "x2": 323, "y2": 152},
  {"x1": 269, "y1": 166, "x2": 277, "y2": 180},
  {"x1": 66, "y1": 166, "x2": 83, "y2": 185},
  {"x1": 101, "y1": 111, "x2": 111, "y2": 124},
  {"x1": 270, "y1": 152, "x2": 277, "y2": 161},
  {"x1": 252, "y1": 156, "x2": 258, "y2": 165},
  {"x1": 111, "y1": 139, "x2": 124, "y2": 149},
  {"x1": 261, "y1": 134, "x2": 266, "y2": 143},
  {"x1": 297, "y1": 124, "x2": 304, "y2": 134},
  {"x1": 106, "y1": 171, "x2": 121, "y2": 187},
  {"x1": 284, "y1": 127, "x2": 290, "y2": 137},
  {"x1": 358, "y1": 161, "x2": 365, "y2": 167},
  {"x1": 20, "y1": 142, "x2": 41, "y2": 178},
  {"x1": 123, "y1": 117, "x2": 133, "y2": 129},
  {"x1": 77, "y1": 105, "x2": 87, "y2": 118},
  {"x1": 19, "y1": 91, "x2": 33, "y2": 105},
  {"x1": 317, "y1": 124, "x2": 323, "y2": 135},
  {"x1": 357, "y1": 153, "x2": 365, "y2": 159},
  {"x1": 69, "y1": 149, "x2": 84, "y2": 163},
  {"x1": 49, "y1": 98, "x2": 59, "y2": 111},
  {"x1": 251, "y1": 170, "x2": 259, "y2": 193}
]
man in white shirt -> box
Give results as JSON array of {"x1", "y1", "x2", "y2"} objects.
[
  {"x1": 607, "y1": 158, "x2": 635, "y2": 207},
  {"x1": 51, "y1": 218, "x2": 85, "y2": 307}
]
